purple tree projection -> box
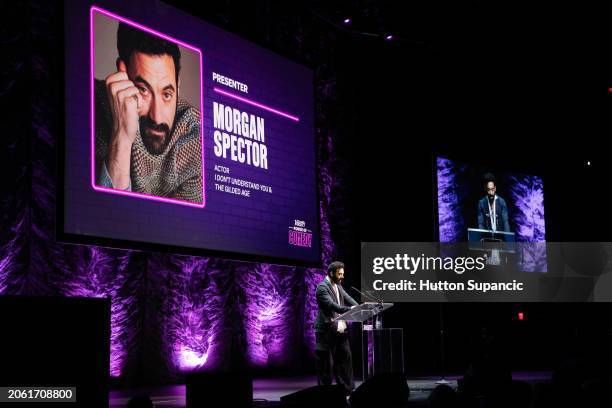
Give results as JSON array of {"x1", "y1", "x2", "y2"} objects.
[
  {"x1": 0, "y1": 214, "x2": 27, "y2": 294},
  {"x1": 509, "y1": 175, "x2": 546, "y2": 242},
  {"x1": 239, "y1": 263, "x2": 297, "y2": 367},
  {"x1": 48, "y1": 247, "x2": 140, "y2": 377},
  {"x1": 510, "y1": 175, "x2": 547, "y2": 272},
  {"x1": 147, "y1": 255, "x2": 228, "y2": 374},
  {"x1": 437, "y1": 157, "x2": 467, "y2": 242}
]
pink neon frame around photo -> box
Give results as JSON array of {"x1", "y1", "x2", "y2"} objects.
[{"x1": 90, "y1": 6, "x2": 206, "y2": 208}]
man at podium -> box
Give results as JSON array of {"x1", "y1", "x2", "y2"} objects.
[
  {"x1": 314, "y1": 261, "x2": 358, "y2": 394},
  {"x1": 477, "y1": 173, "x2": 510, "y2": 232}
]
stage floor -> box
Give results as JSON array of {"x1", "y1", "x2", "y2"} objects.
[{"x1": 109, "y1": 372, "x2": 552, "y2": 407}]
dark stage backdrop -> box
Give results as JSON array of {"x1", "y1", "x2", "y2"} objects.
[{"x1": 0, "y1": 1, "x2": 357, "y2": 386}]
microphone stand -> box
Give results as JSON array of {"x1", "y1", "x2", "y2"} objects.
[
  {"x1": 351, "y1": 286, "x2": 382, "y2": 304},
  {"x1": 351, "y1": 287, "x2": 384, "y2": 323}
]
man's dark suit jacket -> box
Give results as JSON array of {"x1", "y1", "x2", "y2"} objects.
[
  {"x1": 477, "y1": 195, "x2": 510, "y2": 232},
  {"x1": 315, "y1": 278, "x2": 358, "y2": 350}
]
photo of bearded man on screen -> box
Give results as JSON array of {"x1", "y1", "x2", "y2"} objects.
[{"x1": 94, "y1": 20, "x2": 202, "y2": 204}]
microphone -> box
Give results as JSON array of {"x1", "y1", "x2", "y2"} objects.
[
  {"x1": 351, "y1": 286, "x2": 383, "y2": 304},
  {"x1": 351, "y1": 287, "x2": 385, "y2": 329}
]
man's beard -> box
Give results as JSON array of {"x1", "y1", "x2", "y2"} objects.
[{"x1": 140, "y1": 116, "x2": 172, "y2": 155}]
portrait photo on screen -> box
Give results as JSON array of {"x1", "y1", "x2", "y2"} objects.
[
  {"x1": 92, "y1": 10, "x2": 204, "y2": 206},
  {"x1": 63, "y1": 0, "x2": 319, "y2": 265}
]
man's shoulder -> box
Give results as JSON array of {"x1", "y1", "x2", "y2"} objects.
[
  {"x1": 173, "y1": 98, "x2": 201, "y2": 146},
  {"x1": 316, "y1": 279, "x2": 329, "y2": 289},
  {"x1": 176, "y1": 98, "x2": 201, "y2": 124},
  {"x1": 497, "y1": 196, "x2": 507, "y2": 205}
]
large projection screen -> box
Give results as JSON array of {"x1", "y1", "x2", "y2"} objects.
[{"x1": 61, "y1": 0, "x2": 320, "y2": 266}]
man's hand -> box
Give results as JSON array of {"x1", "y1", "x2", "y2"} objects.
[{"x1": 104, "y1": 63, "x2": 142, "y2": 189}]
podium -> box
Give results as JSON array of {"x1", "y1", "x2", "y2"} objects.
[
  {"x1": 468, "y1": 228, "x2": 516, "y2": 265},
  {"x1": 468, "y1": 228, "x2": 515, "y2": 245},
  {"x1": 334, "y1": 302, "x2": 403, "y2": 380}
]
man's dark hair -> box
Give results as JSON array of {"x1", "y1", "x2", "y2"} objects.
[
  {"x1": 483, "y1": 172, "x2": 496, "y2": 187},
  {"x1": 328, "y1": 261, "x2": 345, "y2": 277},
  {"x1": 117, "y1": 22, "x2": 181, "y2": 81}
]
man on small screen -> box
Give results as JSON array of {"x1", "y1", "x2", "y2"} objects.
[
  {"x1": 477, "y1": 173, "x2": 510, "y2": 232},
  {"x1": 95, "y1": 22, "x2": 202, "y2": 203},
  {"x1": 315, "y1": 261, "x2": 358, "y2": 395}
]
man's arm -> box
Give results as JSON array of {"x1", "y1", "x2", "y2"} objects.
[
  {"x1": 340, "y1": 287, "x2": 359, "y2": 307},
  {"x1": 316, "y1": 285, "x2": 350, "y2": 314},
  {"x1": 98, "y1": 162, "x2": 132, "y2": 191},
  {"x1": 477, "y1": 201, "x2": 486, "y2": 229},
  {"x1": 501, "y1": 199, "x2": 510, "y2": 232},
  {"x1": 172, "y1": 117, "x2": 203, "y2": 203},
  {"x1": 104, "y1": 63, "x2": 143, "y2": 190}
]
